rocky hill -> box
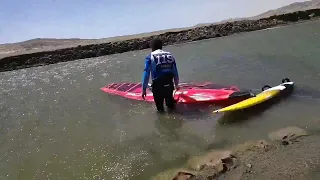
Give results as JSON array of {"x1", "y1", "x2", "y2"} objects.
[
  {"x1": 253, "y1": 0, "x2": 320, "y2": 19},
  {"x1": 0, "y1": 28, "x2": 189, "y2": 58},
  {"x1": 194, "y1": 0, "x2": 320, "y2": 26},
  {"x1": 1, "y1": 0, "x2": 319, "y2": 58}
]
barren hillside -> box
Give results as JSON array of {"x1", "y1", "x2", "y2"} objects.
[
  {"x1": 195, "y1": 0, "x2": 320, "y2": 26},
  {"x1": 253, "y1": 0, "x2": 320, "y2": 19},
  {"x1": 0, "y1": 0, "x2": 319, "y2": 58}
]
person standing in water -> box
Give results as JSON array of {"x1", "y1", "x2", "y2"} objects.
[{"x1": 141, "y1": 38, "x2": 180, "y2": 112}]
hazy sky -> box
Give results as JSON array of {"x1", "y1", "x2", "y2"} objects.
[{"x1": 0, "y1": 0, "x2": 307, "y2": 44}]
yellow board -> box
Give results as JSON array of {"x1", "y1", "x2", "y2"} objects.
[{"x1": 212, "y1": 86, "x2": 284, "y2": 113}]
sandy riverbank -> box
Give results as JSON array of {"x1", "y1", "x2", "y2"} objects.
[{"x1": 151, "y1": 125, "x2": 320, "y2": 180}]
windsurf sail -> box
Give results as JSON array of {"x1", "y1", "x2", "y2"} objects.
[{"x1": 101, "y1": 81, "x2": 253, "y2": 106}]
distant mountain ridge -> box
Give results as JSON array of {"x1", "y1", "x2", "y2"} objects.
[
  {"x1": 253, "y1": 0, "x2": 320, "y2": 19},
  {"x1": 1, "y1": 0, "x2": 319, "y2": 57},
  {"x1": 195, "y1": 0, "x2": 320, "y2": 26}
]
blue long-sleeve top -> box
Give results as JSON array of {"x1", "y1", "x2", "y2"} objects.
[{"x1": 142, "y1": 49, "x2": 179, "y2": 91}]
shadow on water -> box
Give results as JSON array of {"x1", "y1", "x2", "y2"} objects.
[
  {"x1": 309, "y1": 169, "x2": 320, "y2": 180},
  {"x1": 128, "y1": 113, "x2": 215, "y2": 179},
  {"x1": 171, "y1": 103, "x2": 218, "y2": 120},
  {"x1": 153, "y1": 113, "x2": 184, "y2": 141},
  {"x1": 291, "y1": 84, "x2": 320, "y2": 102}
]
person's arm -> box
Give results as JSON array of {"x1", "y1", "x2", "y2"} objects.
[
  {"x1": 172, "y1": 57, "x2": 179, "y2": 87},
  {"x1": 142, "y1": 55, "x2": 151, "y2": 92}
]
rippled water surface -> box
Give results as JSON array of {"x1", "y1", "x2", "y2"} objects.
[{"x1": 1, "y1": 20, "x2": 320, "y2": 180}]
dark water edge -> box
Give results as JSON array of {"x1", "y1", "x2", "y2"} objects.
[{"x1": 0, "y1": 8, "x2": 320, "y2": 73}]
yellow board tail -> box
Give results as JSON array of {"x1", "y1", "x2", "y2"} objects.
[{"x1": 213, "y1": 81, "x2": 294, "y2": 114}]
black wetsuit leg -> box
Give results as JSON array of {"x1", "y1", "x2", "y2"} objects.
[
  {"x1": 163, "y1": 82, "x2": 175, "y2": 111},
  {"x1": 152, "y1": 85, "x2": 165, "y2": 112},
  {"x1": 152, "y1": 74, "x2": 175, "y2": 112}
]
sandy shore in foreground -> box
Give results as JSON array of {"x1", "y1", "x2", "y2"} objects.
[{"x1": 152, "y1": 125, "x2": 320, "y2": 180}]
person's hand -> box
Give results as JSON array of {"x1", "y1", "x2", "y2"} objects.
[{"x1": 142, "y1": 90, "x2": 146, "y2": 100}]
